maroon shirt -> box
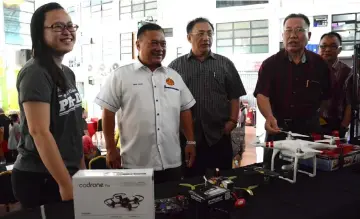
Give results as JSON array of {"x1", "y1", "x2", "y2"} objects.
[
  {"x1": 323, "y1": 59, "x2": 352, "y2": 122},
  {"x1": 254, "y1": 49, "x2": 331, "y2": 120}
]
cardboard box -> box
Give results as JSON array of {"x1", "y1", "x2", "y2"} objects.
[
  {"x1": 73, "y1": 169, "x2": 154, "y2": 219},
  {"x1": 300, "y1": 145, "x2": 360, "y2": 171}
]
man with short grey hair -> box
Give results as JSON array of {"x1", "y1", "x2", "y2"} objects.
[{"x1": 169, "y1": 17, "x2": 246, "y2": 176}]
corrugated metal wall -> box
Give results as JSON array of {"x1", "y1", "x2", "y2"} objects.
[{"x1": 239, "y1": 72, "x2": 258, "y2": 107}]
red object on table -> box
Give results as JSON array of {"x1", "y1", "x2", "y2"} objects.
[
  {"x1": 331, "y1": 130, "x2": 340, "y2": 146},
  {"x1": 246, "y1": 110, "x2": 254, "y2": 126},
  {"x1": 87, "y1": 122, "x2": 96, "y2": 137},
  {"x1": 311, "y1": 133, "x2": 322, "y2": 141}
]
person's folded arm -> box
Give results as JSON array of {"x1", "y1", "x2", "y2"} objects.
[
  {"x1": 103, "y1": 109, "x2": 116, "y2": 151},
  {"x1": 224, "y1": 60, "x2": 246, "y2": 132},
  {"x1": 180, "y1": 110, "x2": 194, "y2": 142},
  {"x1": 254, "y1": 59, "x2": 281, "y2": 134},
  {"x1": 24, "y1": 102, "x2": 72, "y2": 191},
  {"x1": 257, "y1": 94, "x2": 274, "y2": 119},
  {"x1": 254, "y1": 60, "x2": 275, "y2": 119}
]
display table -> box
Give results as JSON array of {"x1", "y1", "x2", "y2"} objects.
[{"x1": 3, "y1": 164, "x2": 360, "y2": 219}]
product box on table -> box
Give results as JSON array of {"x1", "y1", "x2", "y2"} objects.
[
  {"x1": 188, "y1": 184, "x2": 232, "y2": 218},
  {"x1": 300, "y1": 144, "x2": 360, "y2": 171},
  {"x1": 73, "y1": 169, "x2": 154, "y2": 219}
]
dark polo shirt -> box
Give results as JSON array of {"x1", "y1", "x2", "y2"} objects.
[{"x1": 254, "y1": 49, "x2": 331, "y2": 121}]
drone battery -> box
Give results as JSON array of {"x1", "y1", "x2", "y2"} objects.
[
  {"x1": 73, "y1": 169, "x2": 154, "y2": 219},
  {"x1": 188, "y1": 185, "x2": 232, "y2": 219}
]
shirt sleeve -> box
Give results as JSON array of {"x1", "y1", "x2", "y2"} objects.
[
  {"x1": 253, "y1": 60, "x2": 272, "y2": 98},
  {"x1": 18, "y1": 67, "x2": 52, "y2": 104},
  {"x1": 168, "y1": 60, "x2": 178, "y2": 72},
  {"x1": 178, "y1": 75, "x2": 196, "y2": 111},
  {"x1": 94, "y1": 70, "x2": 122, "y2": 113},
  {"x1": 226, "y1": 60, "x2": 247, "y2": 99}
]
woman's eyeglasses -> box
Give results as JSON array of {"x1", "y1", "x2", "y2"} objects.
[{"x1": 44, "y1": 23, "x2": 79, "y2": 32}]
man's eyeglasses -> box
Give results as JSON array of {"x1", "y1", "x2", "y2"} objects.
[
  {"x1": 191, "y1": 31, "x2": 214, "y2": 38},
  {"x1": 284, "y1": 28, "x2": 307, "y2": 35},
  {"x1": 319, "y1": 45, "x2": 341, "y2": 50},
  {"x1": 44, "y1": 23, "x2": 79, "y2": 32}
]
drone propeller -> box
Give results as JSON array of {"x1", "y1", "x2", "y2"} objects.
[
  {"x1": 308, "y1": 141, "x2": 338, "y2": 149},
  {"x1": 323, "y1": 135, "x2": 344, "y2": 140},
  {"x1": 316, "y1": 137, "x2": 346, "y2": 144},
  {"x1": 300, "y1": 147, "x2": 323, "y2": 154},
  {"x1": 281, "y1": 131, "x2": 309, "y2": 138}
]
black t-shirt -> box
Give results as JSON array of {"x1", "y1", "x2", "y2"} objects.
[{"x1": 14, "y1": 58, "x2": 83, "y2": 173}]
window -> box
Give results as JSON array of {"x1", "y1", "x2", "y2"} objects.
[
  {"x1": 76, "y1": 82, "x2": 85, "y2": 99},
  {"x1": 216, "y1": 0, "x2": 268, "y2": 8},
  {"x1": 216, "y1": 20, "x2": 269, "y2": 55},
  {"x1": 103, "y1": 35, "x2": 117, "y2": 62},
  {"x1": 177, "y1": 47, "x2": 182, "y2": 57},
  {"x1": 163, "y1": 28, "x2": 173, "y2": 37},
  {"x1": 120, "y1": 33, "x2": 133, "y2": 60},
  {"x1": 81, "y1": 0, "x2": 113, "y2": 21},
  {"x1": 3, "y1": 0, "x2": 34, "y2": 46},
  {"x1": 119, "y1": 0, "x2": 157, "y2": 20},
  {"x1": 331, "y1": 13, "x2": 360, "y2": 51}
]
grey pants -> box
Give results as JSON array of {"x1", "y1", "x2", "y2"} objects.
[{"x1": 231, "y1": 125, "x2": 245, "y2": 157}]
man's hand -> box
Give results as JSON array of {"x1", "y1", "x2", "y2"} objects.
[
  {"x1": 59, "y1": 181, "x2": 74, "y2": 201},
  {"x1": 224, "y1": 121, "x2": 237, "y2": 135},
  {"x1": 265, "y1": 116, "x2": 281, "y2": 134},
  {"x1": 184, "y1": 144, "x2": 196, "y2": 168},
  {"x1": 233, "y1": 154, "x2": 241, "y2": 168},
  {"x1": 106, "y1": 148, "x2": 121, "y2": 169}
]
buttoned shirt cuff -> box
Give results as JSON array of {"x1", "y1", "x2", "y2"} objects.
[
  {"x1": 94, "y1": 97, "x2": 119, "y2": 113},
  {"x1": 181, "y1": 98, "x2": 196, "y2": 111}
]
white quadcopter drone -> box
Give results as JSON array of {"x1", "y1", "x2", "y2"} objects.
[{"x1": 252, "y1": 131, "x2": 337, "y2": 183}]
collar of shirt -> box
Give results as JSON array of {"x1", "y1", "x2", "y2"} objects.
[
  {"x1": 283, "y1": 49, "x2": 307, "y2": 63},
  {"x1": 186, "y1": 50, "x2": 217, "y2": 60},
  {"x1": 134, "y1": 58, "x2": 166, "y2": 73},
  {"x1": 332, "y1": 58, "x2": 340, "y2": 69}
]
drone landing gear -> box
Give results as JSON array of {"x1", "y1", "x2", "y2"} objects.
[
  {"x1": 298, "y1": 155, "x2": 317, "y2": 178},
  {"x1": 277, "y1": 155, "x2": 317, "y2": 184}
]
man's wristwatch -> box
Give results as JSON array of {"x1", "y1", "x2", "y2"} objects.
[{"x1": 186, "y1": 141, "x2": 196, "y2": 146}]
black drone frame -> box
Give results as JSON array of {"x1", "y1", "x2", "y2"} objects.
[{"x1": 104, "y1": 193, "x2": 144, "y2": 210}]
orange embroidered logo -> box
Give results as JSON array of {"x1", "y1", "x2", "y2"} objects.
[{"x1": 166, "y1": 78, "x2": 175, "y2": 86}]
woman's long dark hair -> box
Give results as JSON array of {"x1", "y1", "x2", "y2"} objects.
[{"x1": 30, "y1": 2, "x2": 68, "y2": 92}]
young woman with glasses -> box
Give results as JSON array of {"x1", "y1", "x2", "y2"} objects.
[{"x1": 11, "y1": 2, "x2": 84, "y2": 209}]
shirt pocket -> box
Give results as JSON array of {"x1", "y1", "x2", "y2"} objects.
[
  {"x1": 164, "y1": 85, "x2": 180, "y2": 108},
  {"x1": 211, "y1": 70, "x2": 227, "y2": 94}
]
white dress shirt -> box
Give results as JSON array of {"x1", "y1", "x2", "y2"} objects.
[{"x1": 94, "y1": 61, "x2": 196, "y2": 171}]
